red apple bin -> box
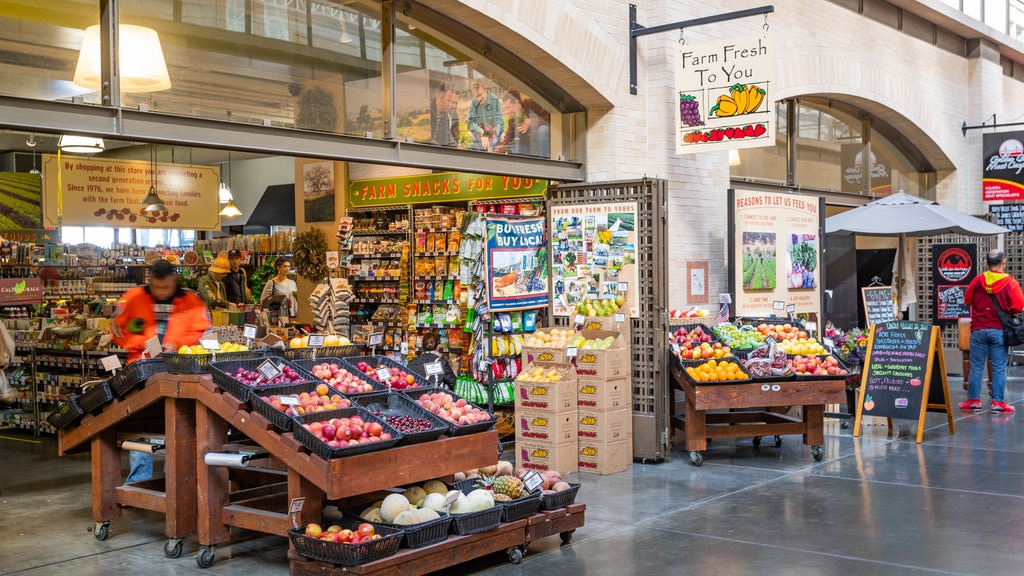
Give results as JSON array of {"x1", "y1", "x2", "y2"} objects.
[
  {"x1": 247, "y1": 382, "x2": 351, "y2": 432},
  {"x1": 291, "y1": 357, "x2": 389, "y2": 402},
  {"x1": 398, "y1": 386, "x2": 497, "y2": 437},
  {"x1": 288, "y1": 514, "x2": 404, "y2": 565},
  {"x1": 351, "y1": 391, "x2": 449, "y2": 446},
  {"x1": 208, "y1": 357, "x2": 320, "y2": 404},
  {"x1": 339, "y1": 355, "x2": 432, "y2": 390},
  {"x1": 787, "y1": 354, "x2": 851, "y2": 381},
  {"x1": 290, "y1": 406, "x2": 403, "y2": 460}
]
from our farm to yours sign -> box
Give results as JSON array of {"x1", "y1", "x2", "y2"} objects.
[{"x1": 41, "y1": 154, "x2": 221, "y2": 229}]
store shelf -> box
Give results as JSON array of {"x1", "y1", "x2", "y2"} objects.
[
  {"x1": 413, "y1": 250, "x2": 459, "y2": 257},
  {"x1": 351, "y1": 229, "x2": 410, "y2": 237},
  {"x1": 351, "y1": 298, "x2": 403, "y2": 304},
  {"x1": 413, "y1": 275, "x2": 458, "y2": 280},
  {"x1": 418, "y1": 227, "x2": 459, "y2": 233},
  {"x1": 415, "y1": 323, "x2": 461, "y2": 329},
  {"x1": 352, "y1": 252, "x2": 405, "y2": 258},
  {"x1": 351, "y1": 321, "x2": 406, "y2": 329},
  {"x1": 412, "y1": 299, "x2": 459, "y2": 305},
  {"x1": 350, "y1": 276, "x2": 403, "y2": 282}
]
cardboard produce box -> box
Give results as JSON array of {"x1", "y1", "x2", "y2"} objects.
[
  {"x1": 514, "y1": 361, "x2": 577, "y2": 413},
  {"x1": 577, "y1": 408, "x2": 631, "y2": 443},
  {"x1": 578, "y1": 315, "x2": 630, "y2": 335},
  {"x1": 516, "y1": 410, "x2": 577, "y2": 443},
  {"x1": 521, "y1": 345, "x2": 568, "y2": 365},
  {"x1": 577, "y1": 376, "x2": 630, "y2": 411},
  {"x1": 517, "y1": 439, "x2": 578, "y2": 475},
  {"x1": 578, "y1": 440, "x2": 632, "y2": 475},
  {"x1": 574, "y1": 331, "x2": 631, "y2": 379}
]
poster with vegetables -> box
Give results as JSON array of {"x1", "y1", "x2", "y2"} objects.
[
  {"x1": 485, "y1": 216, "x2": 549, "y2": 312},
  {"x1": 550, "y1": 202, "x2": 639, "y2": 317},
  {"x1": 730, "y1": 189, "x2": 823, "y2": 316}
]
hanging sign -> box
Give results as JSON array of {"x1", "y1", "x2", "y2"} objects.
[
  {"x1": 675, "y1": 33, "x2": 776, "y2": 155},
  {"x1": 0, "y1": 277, "x2": 42, "y2": 305},
  {"x1": 41, "y1": 154, "x2": 221, "y2": 230},
  {"x1": 932, "y1": 243, "x2": 976, "y2": 326},
  {"x1": 982, "y1": 132, "x2": 1024, "y2": 201},
  {"x1": 348, "y1": 171, "x2": 547, "y2": 208},
  {"x1": 484, "y1": 215, "x2": 549, "y2": 312}
]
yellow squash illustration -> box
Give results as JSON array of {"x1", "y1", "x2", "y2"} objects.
[{"x1": 710, "y1": 83, "x2": 766, "y2": 117}]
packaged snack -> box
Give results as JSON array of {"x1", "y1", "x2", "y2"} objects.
[
  {"x1": 433, "y1": 304, "x2": 447, "y2": 325},
  {"x1": 443, "y1": 280, "x2": 454, "y2": 301},
  {"x1": 413, "y1": 279, "x2": 428, "y2": 301},
  {"x1": 435, "y1": 255, "x2": 447, "y2": 275},
  {"x1": 447, "y1": 231, "x2": 461, "y2": 252},
  {"x1": 434, "y1": 232, "x2": 447, "y2": 253},
  {"x1": 415, "y1": 231, "x2": 427, "y2": 252},
  {"x1": 425, "y1": 232, "x2": 435, "y2": 252},
  {"x1": 417, "y1": 307, "x2": 433, "y2": 325}
]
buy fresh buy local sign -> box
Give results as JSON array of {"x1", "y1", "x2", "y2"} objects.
[{"x1": 348, "y1": 172, "x2": 546, "y2": 208}]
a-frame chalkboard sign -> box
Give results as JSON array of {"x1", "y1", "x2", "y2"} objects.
[{"x1": 853, "y1": 321, "x2": 955, "y2": 442}]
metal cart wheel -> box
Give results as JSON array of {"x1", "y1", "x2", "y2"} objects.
[
  {"x1": 196, "y1": 545, "x2": 215, "y2": 569},
  {"x1": 752, "y1": 436, "x2": 762, "y2": 447},
  {"x1": 811, "y1": 445, "x2": 824, "y2": 461},
  {"x1": 93, "y1": 521, "x2": 110, "y2": 541},
  {"x1": 506, "y1": 546, "x2": 524, "y2": 564},
  {"x1": 164, "y1": 538, "x2": 184, "y2": 558},
  {"x1": 560, "y1": 530, "x2": 575, "y2": 544},
  {"x1": 774, "y1": 436, "x2": 783, "y2": 448},
  {"x1": 689, "y1": 450, "x2": 703, "y2": 466},
  {"x1": 840, "y1": 420, "x2": 850, "y2": 429}
]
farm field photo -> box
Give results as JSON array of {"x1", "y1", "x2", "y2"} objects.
[
  {"x1": 741, "y1": 231, "x2": 776, "y2": 290},
  {"x1": 0, "y1": 172, "x2": 42, "y2": 229}
]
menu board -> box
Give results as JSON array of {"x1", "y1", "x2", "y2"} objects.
[
  {"x1": 989, "y1": 203, "x2": 1024, "y2": 231},
  {"x1": 854, "y1": 321, "x2": 954, "y2": 442},
  {"x1": 932, "y1": 243, "x2": 976, "y2": 326},
  {"x1": 861, "y1": 286, "x2": 896, "y2": 326},
  {"x1": 936, "y1": 285, "x2": 970, "y2": 322}
]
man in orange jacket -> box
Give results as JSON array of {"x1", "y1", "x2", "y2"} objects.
[{"x1": 110, "y1": 259, "x2": 211, "y2": 481}]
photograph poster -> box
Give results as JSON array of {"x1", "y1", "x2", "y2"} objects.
[{"x1": 485, "y1": 215, "x2": 549, "y2": 311}]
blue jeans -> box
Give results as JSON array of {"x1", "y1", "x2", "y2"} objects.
[
  {"x1": 968, "y1": 329, "x2": 1009, "y2": 402},
  {"x1": 125, "y1": 451, "x2": 153, "y2": 484}
]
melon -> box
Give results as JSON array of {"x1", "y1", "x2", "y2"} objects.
[
  {"x1": 422, "y1": 479, "x2": 448, "y2": 495},
  {"x1": 392, "y1": 510, "x2": 420, "y2": 526},
  {"x1": 448, "y1": 493, "x2": 472, "y2": 514},
  {"x1": 360, "y1": 506, "x2": 382, "y2": 523},
  {"x1": 466, "y1": 488, "x2": 495, "y2": 511},
  {"x1": 403, "y1": 486, "x2": 428, "y2": 507},
  {"x1": 380, "y1": 493, "x2": 411, "y2": 523},
  {"x1": 415, "y1": 508, "x2": 440, "y2": 522},
  {"x1": 422, "y1": 492, "x2": 447, "y2": 512}
]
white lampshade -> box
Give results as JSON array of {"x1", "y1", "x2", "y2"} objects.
[
  {"x1": 219, "y1": 199, "x2": 242, "y2": 218},
  {"x1": 728, "y1": 149, "x2": 741, "y2": 166},
  {"x1": 73, "y1": 24, "x2": 172, "y2": 93},
  {"x1": 219, "y1": 182, "x2": 233, "y2": 204},
  {"x1": 59, "y1": 135, "x2": 105, "y2": 154}
]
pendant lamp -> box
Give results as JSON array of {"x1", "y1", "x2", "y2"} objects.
[
  {"x1": 140, "y1": 145, "x2": 168, "y2": 213},
  {"x1": 219, "y1": 199, "x2": 242, "y2": 218},
  {"x1": 59, "y1": 135, "x2": 105, "y2": 154},
  {"x1": 218, "y1": 151, "x2": 241, "y2": 218},
  {"x1": 73, "y1": 24, "x2": 171, "y2": 93}
]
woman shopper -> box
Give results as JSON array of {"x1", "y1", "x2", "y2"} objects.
[
  {"x1": 406, "y1": 331, "x2": 457, "y2": 389},
  {"x1": 260, "y1": 258, "x2": 298, "y2": 323}
]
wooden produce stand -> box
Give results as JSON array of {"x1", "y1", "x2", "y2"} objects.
[{"x1": 669, "y1": 358, "x2": 845, "y2": 466}]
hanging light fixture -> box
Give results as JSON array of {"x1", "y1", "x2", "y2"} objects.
[
  {"x1": 218, "y1": 151, "x2": 233, "y2": 204},
  {"x1": 218, "y1": 150, "x2": 241, "y2": 218},
  {"x1": 219, "y1": 199, "x2": 242, "y2": 218},
  {"x1": 73, "y1": 24, "x2": 171, "y2": 93},
  {"x1": 59, "y1": 135, "x2": 105, "y2": 154},
  {"x1": 140, "y1": 144, "x2": 168, "y2": 213}
]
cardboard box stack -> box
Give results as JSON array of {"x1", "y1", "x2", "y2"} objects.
[
  {"x1": 574, "y1": 328, "x2": 633, "y2": 474},
  {"x1": 514, "y1": 361, "x2": 578, "y2": 475}
]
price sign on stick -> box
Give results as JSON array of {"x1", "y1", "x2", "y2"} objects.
[
  {"x1": 376, "y1": 367, "x2": 392, "y2": 382},
  {"x1": 614, "y1": 312, "x2": 626, "y2": 324},
  {"x1": 574, "y1": 314, "x2": 585, "y2": 326},
  {"x1": 424, "y1": 361, "x2": 444, "y2": 377},
  {"x1": 243, "y1": 324, "x2": 258, "y2": 340},
  {"x1": 719, "y1": 293, "x2": 732, "y2": 304},
  {"x1": 257, "y1": 358, "x2": 282, "y2": 381},
  {"x1": 145, "y1": 336, "x2": 162, "y2": 359},
  {"x1": 566, "y1": 347, "x2": 579, "y2": 358},
  {"x1": 201, "y1": 336, "x2": 221, "y2": 351},
  {"x1": 262, "y1": 333, "x2": 284, "y2": 348},
  {"x1": 288, "y1": 497, "x2": 306, "y2": 529},
  {"x1": 786, "y1": 304, "x2": 796, "y2": 314},
  {"x1": 368, "y1": 332, "x2": 384, "y2": 347},
  {"x1": 306, "y1": 334, "x2": 325, "y2": 348},
  {"x1": 522, "y1": 470, "x2": 543, "y2": 492},
  {"x1": 100, "y1": 355, "x2": 122, "y2": 372}
]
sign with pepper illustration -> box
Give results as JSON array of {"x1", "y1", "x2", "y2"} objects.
[{"x1": 675, "y1": 33, "x2": 776, "y2": 154}]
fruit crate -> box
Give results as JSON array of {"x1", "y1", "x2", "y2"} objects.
[
  {"x1": 400, "y1": 386, "x2": 496, "y2": 437},
  {"x1": 340, "y1": 355, "x2": 432, "y2": 391},
  {"x1": 78, "y1": 381, "x2": 114, "y2": 413},
  {"x1": 270, "y1": 344, "x2": 362, "y2": 361},
  {"x1": 108, "y1": 358, "x2": 166, "y2": 398},
  {"x1": 160, "y1": 350, "x2": 265, "y2": 374},
  {"x1": 540, "y1": 483, "x2": 582, "y2": 511},
  {"x1": 46, "y1": 396, "x2": 84, "y2": 431},
  {"x1": 291, "y1": 406, "x2": 402, "y2": 460},
  {"x1": 292, "y1": 357, "x2": 389, "y2": 402},
  {"x1": 352, "y1": 392, "x2": 448, "y2": 446},
  {"x1": 248, "y1": 382, "x2": 349, "y2": 432},
  {"x1": 500, "y1": 489, "x2": 543, "y2": 522},
  {"x1": 354, "y1": 509, "x2": 452, "y2": 549},
  {"x1": 448, "y1": 505, "x2": 504, "y2": 535},
  {"x1": 789, "y1": 354, "x2": 851, "y2": 381},
  {"x1": 208, "y1": 357, "x2": 320, "y2": 403},
  {"x1": 288, "y1": 515, "x2": 404, "y2": 566},
  {"x1": 679, "y1": 358, "x2": 754, "y2": 386}
]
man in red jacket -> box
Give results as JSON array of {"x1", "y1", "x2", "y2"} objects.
[
  {"x1": 962, "y1": 249, "x2": 1024, "y2": 413},
  {"x1": 110, "y1": 259, "x2": 211, "y2": 481}
]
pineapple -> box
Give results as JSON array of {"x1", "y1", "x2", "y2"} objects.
[{"x1": 492, "y1": 475, "x2": 527, "y2": 499}]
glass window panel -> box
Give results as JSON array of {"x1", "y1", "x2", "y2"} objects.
[
  {"x1": 963, "y1": 0, "x2": 983, "y2": 20},
  {"x1": 1012, "y1": 1, "x2": 1024, "y2": 42},
  {"x1": 985, "y1": 1, "x2": 1008, "y2": 34},
  {"x1": 869, "y1": 128, "x2": 935, "y2": 199},
  {"x1": 794, "y1": 102, "x2": 862, "y2": 192},
  {"x1": 730, "y1": 107, "x2": 788, "y2": 183}
]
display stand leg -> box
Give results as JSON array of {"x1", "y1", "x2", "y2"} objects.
[
  {"x1": 684, "y1": 395, "x2": 707, "y2": 451},
  {"x1": 165, "y1": 397, "x2": 198, "y2": 539},
  {"x1": 91, "y1": 429, "x2": 122, "y2": 523},
  {"x1": 802, "y1": 404, "x2": 824, "y2": 445},
  {"x1": 197, "y1": 403, "x2": 232, "y2": 547},
  {"x1": 288, "y1": 470, "x2": 323, "y2": 532}
]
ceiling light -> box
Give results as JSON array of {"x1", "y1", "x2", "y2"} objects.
[
  {"x1": 219, "y1": 182, "x2": 233, "y2": 204},
  {"x1": 73, "y1": 24, "x2": 172, "y2": 93},
  {"x1": 59, "y1": 135, "x2": 105, "y2": 154},
  {"x1": 140, "y1": 186, "x2": 168, "y2": 212},
  {"x1": 219, "y1": 199, "x2": 242, "y2": 218}
]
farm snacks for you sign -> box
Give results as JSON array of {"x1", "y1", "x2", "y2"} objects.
[
  {"x1": 41, "y1": 154, "x2": 221, "y2": 229},
  {"x1": 730, "y1": 189, "x2": 823, "y2": 316},
  {"x1": 675, "y1": 33, "x2": 776, "y2": 154},
  {"x1": 550, "y1": 202, "x2": 639, "y2": 317},
  {"x1": 485, "y1": 216, "x2": 549, "y2": 312}
]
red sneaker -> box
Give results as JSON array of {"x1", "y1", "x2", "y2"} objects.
[
  {"x1": 959, "y1": 398, "x2": 984, "y2": 411},
  {"x1": 990, "y1": 401, "x2": 1016, "y2": 413}
]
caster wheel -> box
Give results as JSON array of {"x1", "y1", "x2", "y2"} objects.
[
  {"x1": 560, "y1": 530, "x2": 575, "y2": 544},
  {"x1": 840, "y1": 420, "x2": 850, "y2": 430},
  {"x1": 811, "y1": 445, "x2": 824, "y2": 461},
  {"x1": 93, "y1": 521, "x2": 110, "y2": 541},
  {"x1": 774, "y1": 436, "x2": 783, "y2": 448},
  {"x1": 164, "y1": 538, "x2": 184, "y2": 558},
  {"x1": 506, "y1": 546, "x2": 524, "y2": 564},
  {"x1": 689, "y1": 451, "x2": 703, "y2": 466},
  {"x1": 752, "y1": 436, "x2": 762, "y2": 447},
  {"x1": 196, "y1": 546, "x2": 215, "y2": 569}
]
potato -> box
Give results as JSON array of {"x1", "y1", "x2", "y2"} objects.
[
  {"x1": 552, "y1": 481, "x2": 571, "y2": 492},
  {"x1": 479, "y1": 464, "x2": 499, "y2": 476},
  {"x1": 452, "y1": 472, "x2": 466, "y2": 482},
  {"x1": 496, "y1": 461, "x2": 514, "y2": 477}
]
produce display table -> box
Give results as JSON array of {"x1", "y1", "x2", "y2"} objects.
[{"x1": 669, "y1": 362, "x2": 845, "y2": 466}]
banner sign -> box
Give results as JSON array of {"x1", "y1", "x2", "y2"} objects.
[
  {"x1": 0, "y1": 277, "x2": 43, "y2": 305},
  {"x1": 349, "y1": 172, "x2": 546, "y2": 208},
  {"x1": 484, "y1": 216, "x2": 549, "y2": 311},
  {"x1": 550, "y1": 202, "x2": 639, "y2": 317},
  {"x1": 675, "y1": 33, "x2": 776, "y2": 155},
  {"x1": 42, "y1": 154, "x2": 221, "y2": 229},
  {"x1": 932, "y1": 243, "x2": 976, "y2": 326},
  {"x1": 982, "y1": 132, "x2": 1024, "y2": 201},
  {"x1": 0, "y1": 229, "x2": 59, "y2": 243},
  {"x1": 730, "y1": 189, "x2": 823, "y2": 316}
]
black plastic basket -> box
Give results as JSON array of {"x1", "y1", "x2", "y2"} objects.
[
  {"x1": 500, "y1": 489, "x2": 543, "y2": 522},
  {"x1": 208, "y1": 357, "x2": 319, "y2": 402},
  {"x1": 355, "y1": 509, "x2": 452, "y2": 549},
  {"x1": 291, "y1": 406, "x2": 402, "y2": 460},
  {"x1": 78, "y1": 381, "x2": 114, "y2": 413},
  {"x1": 46, "y1": 396, "x2": 84, "y2": 431},
  {"x1": 448, "y1": 505, "x2": 503, "y2": 535},
  {"x1": 249, "y1": 382, "x2": 351, "y2": 432},
  {"x1": 540, "y1": 483, "x2": 581, "y2": 511},
  {"x1": 789, "y1": 354, "x2": 850, "y2": 381},
  {"x1": 108, "y1": 358, "x2": 166, "y2": 398},
  {"x1": 737, "y1": 317, "x2": 807, "y2": 331},
  {"x1": 273, "y1": 345, "x2": 361, "y2": 360},
  {"x1": 292, "y1": 357, "x2": 389, "y2": 401},
  {"x1": 353, "y1": 392, "x2": 449, "y2": 446},
  {"x1": 400, "y1": 386, "x2": 496, "y2": 436},
  {"x1": 161, "y1": 349, "x2": 265, "y2": 374},
  {"x1": 449, "y1": 477, "x2": 479, "y2": 493},
  {"x1": 287, "y1": 515, "x2": 403, "y2": 566},
  {"x1": 341, "y1": 355, "x2": 432, "y2": 392}
]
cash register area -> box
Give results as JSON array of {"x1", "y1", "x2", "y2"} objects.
[{"x1": 1, "y1": 369, "x2": 1021, "y2": 576}]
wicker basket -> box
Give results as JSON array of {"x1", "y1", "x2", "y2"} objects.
[
  {"x1": 78, "y1": 381, "x2": 114, "y2": 413},
  {"x1": 540, "y1": 483, "x2": 582, "y2": 511},
  {"x1": 353, "y1": 510, "x2": 452, "y2": 549},
  {"x1": 500, "y1": 489, "x2": 543, "y2": 522},
  {"x1": 291, "y1": 406, "x2": 402, "y2": 460},
  {"x1": 46, "y1": 397, "x2": 84, "y2": 431},
  {"x1": 208, "y1": 357, "x2": 319, "y2": 402},
  {"x1": 161, "y1": 350, "x2": 265, "y2": 374},
  {"x1": 288, "y1": 516, "x2": 403, "y2": 566},
  {"x1": 400, "y1": 386, "x2": 496, "y2": 437},
  {"x1": 273, "y1": 345, "x2": 362, "y2": 360},
  {"x1": 108, "y1": 358, "x2": 166, "y2": 398},
  {"x1": 248, "y1": 382, "x2": 351, "y2": 431},
  {"x1": 679, "y1": 358, "x2": 753, "y2": 386},
  {"x1": 448, "y1": 505, "x2": 503, "y2": 535},
  {"x1": 668, "y1": 316, "x2": 715, "y2": 327},
  {"x1": 341, "y1": 355, "x2": 432, "y2": 391},
  {"x1": 291, "y1": 357, "x2": 388, "y2": 401},
  {"x1": 353, "y1": 392, "x2": 448, "y2": 446}
]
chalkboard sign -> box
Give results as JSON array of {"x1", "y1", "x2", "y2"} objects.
[
  {"x1": 989, "y1": 203, "x2": 1024, "y2": 232},
  {"x1": 853, "y1": 321, "x2": 955, "y2": 442},
  {"x1": 861, "y1": 286, "x2": 896, "y2": 326},
  {"x1": 936, "y1": 285, "x2": 970, "y2": 321}
]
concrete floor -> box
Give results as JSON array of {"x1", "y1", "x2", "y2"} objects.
[{"x1": 0, "y1": 371, "x2": 1020, "y2": 576}]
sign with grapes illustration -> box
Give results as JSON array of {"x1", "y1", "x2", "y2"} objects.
[
  {"x1": 41, "y1": 154, "x2": 221, "y2": 230},
  {"x1": 675, "y1": 33, "x2": 776, "y2": 155}
]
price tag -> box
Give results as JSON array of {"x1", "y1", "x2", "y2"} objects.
[
  {"x1": 100, "y1": 355, "x2": 122, "y2": 372},
  {"x1": 144, "y1": 336, "x2": 162, "y2": 359},
  {"x1": 279, "y1": 396, "x2": 300, "y2": 406},
  {"x1": 306, "y1": 333, "x2": 326, "y2": 348},
  {"x1": 400, "y1": 341, "x2": 408, "y2": 355},
  {"x1": 201, "y1": 337, "x2": 221, "y2": 351},
  {"x1": 443, "y1": 491, "x2": 461, "y2": 507},
  {"x1": 424, "y1": 361, "x2": 444, "y2": 376},
  {"x1": 823, "y1": 337, "x2": 835, "y2": 348},
  {"x1": 786, "y1": 304, "x2": 796, "y2": 314},
  {"x1": 614, "y1": 312, "x2": 625, "y2": 323},
  {"x1": 805, "y1": 321, "x2": 817, "y2": 333},
  {"x1": 617, "y1": 282, "x2": 628, "y2": 293},
  {"x1": 376, "y1": 367, "x2": 392, "y2": 382},
  {"x1": 773, "y1": 301, "x2": 785, "y2": 311},
  {"x1": 243, "y1": 324, "x2": 258, "y2": 340},
  {"x1": 257, "y1": 358, "x2": 282, "y2": 381},
  {"x1": 522, "y1": 470, "x2": 543, "y2": 492},
  {"x1": 289, "y1": 497, "x2": 306, "y2": 515},
  {"x1": 574, "y1": 314, "x2": 585, "y2": 326},
  {"x1": 719, "y1": 293, "x2": 732, "y2": 304},
  {"x1": 670, "y1": 342, "x2": 681, "y2": 357},
  {"x1": 566, "y1": 347, "x2": 579, "y2": 358},
  {"x1": 368, "y1": 332, "x2": 384, "y2": 347},
  {"x1": 262, "y1": 333, "x2": 284, "y2": 348}
]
